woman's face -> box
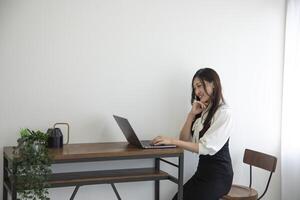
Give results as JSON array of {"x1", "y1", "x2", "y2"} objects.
[{"x1": 193, "y1": 78, "x2": 214, "y2": 103}]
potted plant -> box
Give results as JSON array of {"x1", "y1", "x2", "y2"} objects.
[{"x1": 13, "y1": 128, "x2": 52, "y2": 200}]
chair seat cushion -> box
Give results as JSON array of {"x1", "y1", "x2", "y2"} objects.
[{"x1": 222, "y1": 184, "x2": 258, "y2": 200}]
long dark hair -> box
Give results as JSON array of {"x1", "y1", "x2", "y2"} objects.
[{"x1": 191, "y1": 68, "x2": 225, "y2": 137}]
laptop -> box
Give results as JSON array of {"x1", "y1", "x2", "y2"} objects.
[{"x1": 113, "y1": 115, "x2": 176, "y2": 149}]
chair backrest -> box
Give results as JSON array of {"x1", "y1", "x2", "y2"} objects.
[
  {"x1": 243, "y1": 149, "x2": 277, "y2": 172},
  {"x1": 243, "y1": 149, "x2": 277, "y2": 200}
]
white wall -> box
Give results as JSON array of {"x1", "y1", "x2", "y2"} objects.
[{"x1": 0, "y1": 0, "x2": 285, "y2": 199}]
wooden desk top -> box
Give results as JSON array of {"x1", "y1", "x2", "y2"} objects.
[{"x1": 4, "y1": 142, "x2": 183, "y2": 163}]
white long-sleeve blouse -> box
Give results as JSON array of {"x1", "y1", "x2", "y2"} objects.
[{"x1": 192, "y1": 104, "x2": 233, "y2": 156}]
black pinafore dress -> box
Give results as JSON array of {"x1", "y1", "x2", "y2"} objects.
[{"x1": 172, "y1": 139, "x2": 233, "y2": 200}]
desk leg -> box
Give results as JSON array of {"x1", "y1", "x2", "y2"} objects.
[
  {"x1": 111, "y1": 184, "x2": 122, "y2": 200},
  {"x1": 3, "y1": 185, "x2": 7, "y2": 200},
  {"x1": 3, "y1": 156, "x2": 8, "y2": 200},
  {"x1": 11, "y1": 188, "x2": 17, "y2": 200},
  {"x1": 70, "y1": 185, "x2": 80, "y2": 200},
  {"x1": 11, "y1": 158, "x2": 17, "y2": 200},
  {"x1": 155, "y1": 158, "x2": 160, "y2": 200},
  {"x1": 178, "y1": 154, "x2": 184, "y2": 200}
]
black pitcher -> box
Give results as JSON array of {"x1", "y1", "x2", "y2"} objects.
[{"x1": 47, "y1": 123, "x2": 70, "y2": 148}]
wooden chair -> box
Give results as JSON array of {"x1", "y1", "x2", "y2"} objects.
[{"x1": 222, "y1": 149, "x2": 277, "y2": 200}]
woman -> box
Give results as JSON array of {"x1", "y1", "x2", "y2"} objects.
[{"x1": 152, "y1": 68, "x2": 233, "y2": 200}]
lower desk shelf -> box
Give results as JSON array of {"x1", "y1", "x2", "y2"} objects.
[{"x1": 49, "y1": 168, "x2": 172, "y2": 187}]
